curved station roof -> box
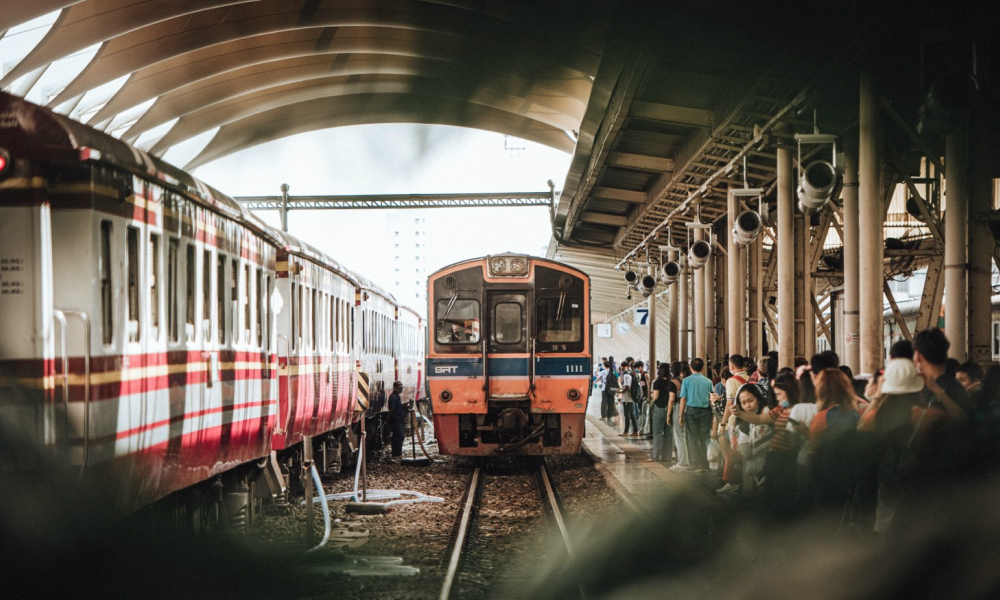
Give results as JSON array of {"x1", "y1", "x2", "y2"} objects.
[{"x1": 1, "y1": 0, "x2": 605, "y2": 168}]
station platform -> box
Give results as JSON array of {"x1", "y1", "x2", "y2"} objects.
[{"x1": 582, "y1": 393, "x2": 720, "y2": 513}]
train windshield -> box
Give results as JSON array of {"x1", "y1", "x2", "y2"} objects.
[
  {"x1": 436, "y1": 299, "x2": 481, "y2": 343},
  {"x1": 536, "y1": 298, "x2": 582, "y2": 343}
]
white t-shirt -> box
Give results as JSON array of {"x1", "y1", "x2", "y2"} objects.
[
  {"x1": 619, "y1": 371, "x2": 634, "y2": 402},
  {"x1": 787, "y1": 402, "x2": 819, "y2": 465}
]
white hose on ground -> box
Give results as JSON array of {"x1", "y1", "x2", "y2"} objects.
[
  {"x1": 352, "y1": 431, "x2": 364, "y2": 502},
  {"x1": 307, "y1": 463, "x2": 331, "y2": 553}
]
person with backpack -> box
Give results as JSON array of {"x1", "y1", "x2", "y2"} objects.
[
  {"x1": 669, "y1": 362, "x2": 689, "y2": 469},
  {"x1": 808, "y1": 368, "x2": 861, "y2": 507},
  {"x1": 717, "y1": 354, "x2": 750, "y2": 492},
  {"x1": 619, "y1": 363, "x2": 639, "y2": 436},
  {"x1": 601, "y1": 360, "x2": 619, "y2": 422}
]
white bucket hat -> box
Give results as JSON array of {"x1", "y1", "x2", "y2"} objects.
[{"x1": 881, "y1": 358, "x2": 925, "y2": 394}]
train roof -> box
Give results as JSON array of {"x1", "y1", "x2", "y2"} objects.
[
  {"x1": 0, "y1": 92, "x2": 418, "y2": 317},
  {"x1": 429, "y1": 254, "x2": 590, "y2": 282}
]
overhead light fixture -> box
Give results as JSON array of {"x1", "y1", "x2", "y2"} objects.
[
  {"x1": 624, "y1": 269, "x2": 639, "y2": 290},
  {"x1": 659, "y1": 261, "x2": 681, "y2": 285},
  {"x1": 640, "y1": 273, "x2": 657, "y2": 297},
  {"x1": 795, "y1": 132, "x2": 842, "y2": 215},
  {"x1": 917, "y1": 70, "x2": 979, "y2": 137}
]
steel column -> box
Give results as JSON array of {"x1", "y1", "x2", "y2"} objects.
[
  {"x1": 842, "y1": 137, "x2": 860, "y2": 372},
  {"x1": 679, "y1": 260, "x2": 689, "y2": 360},
  {"x1": 777, "y1": 141, "x2": 795, "y2": 368},
  {"x1": 859, "y1": 72, "x2": 885, "y2": 373},
  {"x1": 727, "y1": 187, "x2": 744, "y2": 355},
  {"x1": 945, "y1": 124, "x2": 969, "y2": 361},
  {"x1": 704, "y1": 237, "x2": 716, "y2": 364},
  {"x1": 669, "y1": 250, "x2": 679, "y2": 360},
  {"x1": 794, "y1": 214, "x2": 807, "y2": 358},
  {"x1": 280, "y1": 183, "x2": 290, "y2": 232},
  {"x1": 969, "y1": 110, "x2": 997, "y2": 364},
  {"x1": 694, "y1": 228, "x2": 706, "y2": 360},
  {"x1": 804, "y1": 221, "x2": 816, "y2": 359},
  {"x1": 649, "y1": 269, "x2": 658, "y2": 371}
]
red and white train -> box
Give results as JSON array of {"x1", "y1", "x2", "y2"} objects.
[{"x1": 0, "y1": 92, "x2": 423, "y2": 525}]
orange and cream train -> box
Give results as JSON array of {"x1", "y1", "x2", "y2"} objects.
[
  {"x1": 426, "y1": 255, "x2": 592, "y2": 455},
  {"x1": 0, "y1": 92, "x2": 422, "y2": 523}
]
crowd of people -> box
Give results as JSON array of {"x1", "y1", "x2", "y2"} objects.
[{"x1": 592, "y1": 328, "x2": 1000, "y2": 531}]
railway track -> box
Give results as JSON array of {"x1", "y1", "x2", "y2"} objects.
[{"x1": 439, "y1": 458, "x2": 576, "y2": 600}]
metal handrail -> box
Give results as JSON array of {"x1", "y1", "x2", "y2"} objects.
[
  {"x1": 482, "y1": 338, "x2": 489, "y2": 393},
  {"x1": 276, "y1": 334, "x2": 290, "y2": 435},
  {"x1": 61, "y1": 310, "x2": 91, "y2": 474},
  {"x1": 529, "y1": 337, "x2": 537, "y2": 392},
  {"x1": 51, "y1": 310, "x2": 69, "y2": 449}
]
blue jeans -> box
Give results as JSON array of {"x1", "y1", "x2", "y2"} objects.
[{"x1": 652, "y1": 405, "x2": 671, "y2": 461}]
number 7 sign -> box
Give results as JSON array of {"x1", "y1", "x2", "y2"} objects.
[{"x1": 634, "y1": 308, "x2": 649, "y2": 326}]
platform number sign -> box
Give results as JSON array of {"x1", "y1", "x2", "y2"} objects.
[{"x1": 634, "y1": 308, "x2": 649, "y2": 326}]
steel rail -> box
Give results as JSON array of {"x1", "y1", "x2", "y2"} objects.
[
  {"x1": 539, "y1": 461, "x2": 573, "y2": 558},
  {"x1": 440, "y1": 466, "x2": 482, "y2": 600}
]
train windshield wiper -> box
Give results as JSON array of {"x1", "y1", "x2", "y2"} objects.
[
  {"x1": 555, "y1": 291, "x2": 566, "y2": 323},
  {"x1": 442, "y1": 292, "x2": 459, "y2": 320}
]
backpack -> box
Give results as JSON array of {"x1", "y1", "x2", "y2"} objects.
[
  {"x1": 607, "y1": 371, "x2": 619, "y2": 392},
  {"x1": 629, "y1": 372, "x2": 641, "y2": 401}
]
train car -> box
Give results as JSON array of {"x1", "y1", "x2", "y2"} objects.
[
  {"x1": 881, "y1": 294, "x2": 1000, "y2": 362},
  {"x1": 0, "y1": 92, "x2": 422, "y2": 523},
  {"x1": 426, "y1": 254, "x2": 591, "y2": 455}
]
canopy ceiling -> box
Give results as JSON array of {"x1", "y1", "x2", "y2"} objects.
[{"x1": 1, "y1": 0, "x2": 607, "y2": 168}]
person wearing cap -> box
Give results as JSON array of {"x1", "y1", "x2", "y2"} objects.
[
  {"x1": 865, "y1": 359, "x2": 926, "y2": 533},
  {"x1": 388, "y1": 381, "x2": 406, "y2": 458}
]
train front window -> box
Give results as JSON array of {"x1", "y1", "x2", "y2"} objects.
[
  {"x1": 536, "y1": 298, "x2": 582, "y2": 343},
  {"x1": 436, "y1": 299, "x2": 480, "y2": 344},
  {"x1": 493, "y1": 302, "x2": 523, "y2": 344}
]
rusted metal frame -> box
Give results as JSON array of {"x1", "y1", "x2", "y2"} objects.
[
  {"x1": 883, "y1": 279, "x2": 912, "y2": 341},
  {"x1": 562, "y1": 47, "x2": 653, "y2": 239},
  {"x1": 825, "y1": 203, "x2": 845, "y2": 241},
  {"x1": 879, "y1": 97, "x2": 945, "y2": 174},
  {"x1": 915, "y1": 252, "x2": 946, "y2": 332},
  {"x1": 810, "y1": 294, "x2": 834, "y2": 347},
  {"x1": 810, "y1": 212, "x2": 833, "y2": 271},
  {"x1": 763, "y1": 304, "x2": 780, "y2": 346},
  {"x1": 616, "y1": 85, "x2": 811, "y2": 268}
]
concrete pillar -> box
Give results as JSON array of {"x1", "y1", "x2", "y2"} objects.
[
  {"x1": 803, "y1": 222, "x2": 816, "y2": 359},
  {"x1": 679, "y1": 261, "x2": 689, "y2": 360},
  {"x1": 669, "y1": 250, "x2": 679, "y2": 361},
  {"x1": 859, "y1": 71, "x2": 885, "y2": 373},
  {"x1": 945, "y1": 124, "x2": 969, "y2": 361},
  {"x1": 648, "y1": 272, "x2": 657, "y2": 372},
  {"x1": 777, "y1": 140, "x2": 795, "y2": 369},
  {"x1": 727, "y1": 187, "x2": 744, "y2": 355},
  {"x1": 842, "y1": 137, "x2": 860, "y2": 373},
  {"x1": 694, "y1": 228, "x2": 706, "y2": 360},
  {"x1": 716, "y1": 253, "x2": 727, "y2": 360},
  {"x1": 704, "y1": 236, "x2": 716, "y2": 364},
  {"x1": 794, "y1": 214, "x2": 807, "y2": 358},
  {"x1": 969, "y1": 110, "x2": 997, "y2": 365}
]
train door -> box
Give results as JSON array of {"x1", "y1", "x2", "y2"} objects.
[{"x1": 486, "y1": 292, "x2": 528, "y2": 398}]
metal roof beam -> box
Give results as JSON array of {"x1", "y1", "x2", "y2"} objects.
[
  {"x1": 591, "y1": 186, "x2": 647, "y2": 203},
  {"x1": 579, "y1": 211, "x2": 629, "y2": 227},
  {"x1": 235, "y1": 191, "x2": 552, "y2": 210},
  {"x1": 607, "y1": 152, "x2": 674, "y2": 172},
  {"x1": 631, "y1": 101, "x2": 714, "y2": 127}
]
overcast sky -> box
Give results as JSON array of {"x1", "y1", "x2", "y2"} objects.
[{"x1": 186, "y1": 124, "x2": 572, "y2": 301}]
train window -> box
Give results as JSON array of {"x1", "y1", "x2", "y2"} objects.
[
  {"x1": 297, "y1": 283, "x2": 304, "y2": 350},
  {"x1": 202, "y1": 250, "x2": 211, "y2": 337},
  {"x1": 167, "y1": 239, "x2": 179, "y2": 342},
  {"x1": 185, "y1": 244, "x2": 196, "y2": 333},
  {"x1": 312, "y1": 288, "x2": 318, "y2": 351},
  {"x1": 244, "y1": 263, "x2": 251, "y2": 344},
  {"x1": 126, "y1": 226, "x2": 140, "y2": 341},
  {"x1": 291, "y1": 282, "x2": 297, "y2": 352},
  {"x1": 333, "y1": 297, "x2": 340, "y2": 351},
  {"x1": 256, "y1": 268, "x2": 263, "y2": 348},
  {"x1": 436, "y1": 299, "x2": 480, "y2": 344},
  {"x1": 217, "y1": 256, "x2": 226, "y2": 345},
  {"x1": 493, "y1": 302, "x2": 522, "y2": 344},
  {"x1": 149, "y1": 234, "x2": 160, "y2": 336},
  {"x1": 994, "y1": 321, "x2": 1000, "y2": 358},
  {"x1": 231, "y1": 258, "x2": 238, "y2": 342},
  {"x1": 536, "y1": 298, "x2": 582, "y2": 343},
  {"x1": 100, "y1": 221, "x2": 114, "y2": 345},
  {"x1": 263, "y1": 275, "x2": 270, "y2": 350}
]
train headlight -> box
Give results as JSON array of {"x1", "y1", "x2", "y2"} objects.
[
  {"x1": 440, "y1": 390, "x2": 452, "y2": 402},
  {"x1": 567, "y1": 389, "x2": 581, "y2": 401},
  {"x1": 0, "y1": 148, "x2": 9, "y2": 180}
]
